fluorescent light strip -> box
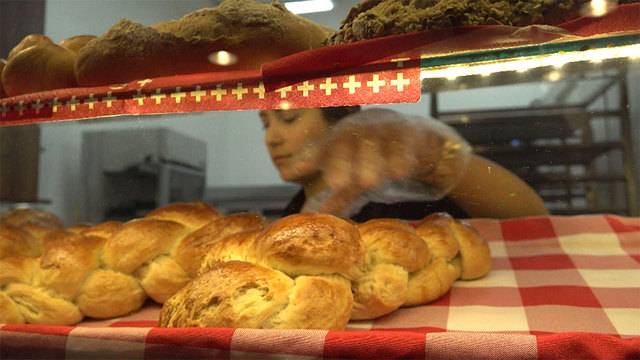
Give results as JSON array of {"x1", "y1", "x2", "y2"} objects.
[
  {"x1": 285, "y1": 0, "x2": 334, "y2": 14},
  {"x1": 420, "y1": 44, "x2": 640, "y2": 80}
]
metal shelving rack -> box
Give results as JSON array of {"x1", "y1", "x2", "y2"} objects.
[{"x1": 425, "y1": 60, "x2": 638, "y2": 216}]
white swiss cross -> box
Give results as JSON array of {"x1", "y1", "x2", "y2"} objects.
[
  {"x1": 366, "y1": 74, "x2": 386, "y2": 93},
  {"x1": 297, "y1": 81, "x2": 314, "y2": 97},
  {"x1": 102, "y1": 92, "x2": 117, "y2": 108},
  {"x1": 391, "y1": 72, "x2": 410, "y2": 92},
  {"x1": 16, "y1": 101, "x2": 26, "y2": 116},
  {"x1": 276, "y1": 86, "x2": 293, "y2": 99},
  {"x1": 137, "y1": 79, "x2": 152, "y2": 88},
  {"x1": 51, "y1": 98, "x2": 62, "y2": 113},
  {"x1": 211, "y1": 85, "x2": 227, "y2": 101},
  {"x1": 85, "y1": 94, "x2": 97, "y2": 110},
  {"x1": 171, "y1": 87, "x2": 187, "y2": 103},
  {"x1": 190, "y1": 86, "x2": 206, "y2": 103},
  {"x1": 151, "y1": 89, "x2": 166, "y2": 105},
  {"x1": 343, "y1": 75, "x2": 361, "y2": 94},
  {"x1": 253, "y1": 82, "x2": 266, "y2": 99},
  {"x1": 133, "y1": 90, "x2": 146, "y2": 106},
  {"x1": 32, "y1": 99, "x2": 44, "y2": 114},
  {"x1": 319, "y1": 78, "x2": 338, "y2": 95},
  {"x1": 67, "y1": 96, "x2": 80, "y2": 111},
  {"x1": 232, "y1": 83, "x2": 249, "y2": 100}
]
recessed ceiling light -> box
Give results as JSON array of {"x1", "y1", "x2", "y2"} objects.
[{"x1": 284, "y1": 0, "x2": 334, "y2": 15}]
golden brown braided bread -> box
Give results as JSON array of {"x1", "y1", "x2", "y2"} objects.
[
  {"x1": 0, "y1": 202, "x2": 266, "y2": 325},
  {"x1": 164, "y1": 213, "x2": 363, "y2": 330},
  {"x1": 0, "y1": 204, "x2": 491, "y2": 328},
  {"x1": 175, "y1": 212, "x2": 491, "y2": 327}
]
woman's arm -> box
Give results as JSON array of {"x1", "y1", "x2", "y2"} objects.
[{"x1": 447, "y1": 154, "x2": 549, "y2": 218}]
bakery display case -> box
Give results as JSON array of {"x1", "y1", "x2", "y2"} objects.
[{"x1": 0, "y1": 1, "x2": 639, "y2": 359}]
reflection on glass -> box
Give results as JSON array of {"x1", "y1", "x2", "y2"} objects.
[
  {"x1": 208, "y1": 50, "x2": 238, "y2": 66},
  {"x1": 582, "y1": 0, "x2": 618, "y2": 17}
]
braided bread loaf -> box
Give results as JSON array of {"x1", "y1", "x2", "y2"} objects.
[
  {"x1": 1, "y1": 203, "x2": 491, "y2": 329},
  {"x1": 161, "y1": 213, "x2": 363, "y2": 329},
  {"x1": 163, "y1": 212, "x2": 491, "y2": 328},
  {"x1": 0, "y1": 203, "x2": 267, "y2": 325}
]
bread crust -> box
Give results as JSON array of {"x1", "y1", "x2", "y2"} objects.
[
  {"x1": 76, "y1": 0, "x2": 332, "y2": 86},
  {"x1": 159, "y1": 261, "x2": 294, "y2": 328},
  {"x1": 59, "y1": 35, "x2": 96, "y2": 55},
  {"x1": 103, "y1": 218, "x2": 190, "y2": 274},
  {"x1": 174, "y1": 212, "x2": 265, "y2": 277},
  {"x1": 255, "y1": 213, "x2": 366, "y2": 280},
  {"x1": 415, "y1": 213, "x2": 460, "y2": 261},
  {"x1": 145, "y1": 201, "x2": 221, "y2": 231},
  {"x1": 351, "y1": 218, "x2": 431, "y2": 319},
  {"x1": 2, "y1": 42, "x2": 77, "y2": 97},
  {"x1": 329, "y1": 0, "x2": 588, "y2": 44},
  {"x1": 160, "y1": 261, "x2": 353, "y2": 330}
]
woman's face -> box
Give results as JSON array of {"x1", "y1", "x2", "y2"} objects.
[{"x1": 260, "y1": 108, "x2": 331, "y2": 183}]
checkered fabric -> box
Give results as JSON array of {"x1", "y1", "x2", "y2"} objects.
[{"x1": 1, "y1": 215, "x2": 638, "y2": 359}]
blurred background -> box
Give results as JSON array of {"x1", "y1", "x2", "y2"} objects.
[{"x1": 0, "y1": 0, "x2": 638, "y2": 224}]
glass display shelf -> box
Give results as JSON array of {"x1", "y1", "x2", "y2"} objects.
[{"x1": 0, "y1": 25, "x2": 637, "y2": 126}]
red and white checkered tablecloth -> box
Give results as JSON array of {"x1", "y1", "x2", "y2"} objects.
[{"x1": 1, "y1": 215, "x2": 639, "y2": 359}]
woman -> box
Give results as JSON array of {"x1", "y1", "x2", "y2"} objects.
[{"x1": 259, "y1": 106, "x2": 548, "y2": 221}]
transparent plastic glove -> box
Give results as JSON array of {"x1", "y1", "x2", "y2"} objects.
[{"x1": 297, "y1": 108, "x2": 471, "y2": 217}]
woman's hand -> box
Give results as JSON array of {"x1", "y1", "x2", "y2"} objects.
[{"x1": 291, "y1": 109, "x2": 468, "y2": 216}]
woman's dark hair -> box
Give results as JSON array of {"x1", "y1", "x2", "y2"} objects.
[{"x1": 320, "y1": 106, "x2": 361, "y2": 124}]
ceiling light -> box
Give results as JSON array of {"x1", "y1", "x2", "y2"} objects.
[
  {"x1": 581, "y1": 0, "x2": 618, "y2": 17},
  {"x1": 209, "y1": 50, "x2": 237, "y2": 66},
  {"x1": 285, "y1": 0, "x2": 334, "y2": 15}
]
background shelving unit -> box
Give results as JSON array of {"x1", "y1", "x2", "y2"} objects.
[{"x1": 426, "y1": 61, "x2": 638, "y2": 215}]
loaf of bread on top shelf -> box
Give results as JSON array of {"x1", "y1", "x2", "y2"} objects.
[
  {"x1": 1, "y1": 34, "x2": 79, "y2": 97},
  {"x1": 75, "y1": 0, "x2": 333, "y2": 86},
  {"x1": 328, "y1": 0, "x2": 594, "y2": 44}
]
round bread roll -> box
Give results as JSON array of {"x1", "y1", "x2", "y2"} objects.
[
  {"x1": 59, "y1": 35, "x2": 96, "y2": 55},
  {"x1": 2, "y1": 41, "x2": 77, "y2": 96},
  {"x1": 76, "y1": 0, "x2": 333, "y2": 86},
  {"x1": 7, "y1": 34, "x2": 53, "y2": 60},
  {"x1": 159, "y1": 261, "x2": 353, "y2": 330}
]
